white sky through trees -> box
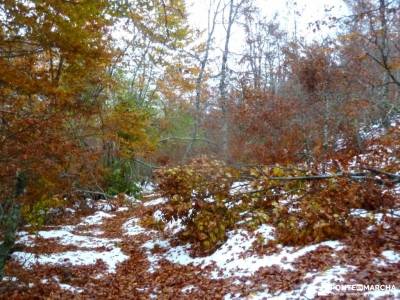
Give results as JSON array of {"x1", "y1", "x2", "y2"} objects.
[
  {"x1": 186, "y1": 0, "x2": 348, "y2": 72},
  {"x1": 187, "y1": 0, "x2": 348, "y2": 38}
]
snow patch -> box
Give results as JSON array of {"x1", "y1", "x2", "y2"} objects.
[
  {"x1": 79, "y1": 211, "x2": 115, "y2": 225},
  {"x1": 141, "y1": 182, "x2": 156, "y2": 194},
  {"x1": 350, "y1": 209, "x2": 400, "y2": 230},
  {"x1": 141, "y1": 239, "x2": 171, "y2": 272},
  {"x1": 17, "y1": 224, "x2": 120, "y2": 249},
  {"x1": 140, "y1": 224, "x2": 344, "y2": 279},
  {"x1": 165, "y1": 217, "x2": 185, "y2": 235},
  {"x1": 153, "y1": 210, "x2": 164, "y2": 222},
  {"x1": 123, "y1": 217, "x2": 154, "y2": 236},
  {"x1": 116, "y1": 207, "x2": 129, "y2": 212},
  {"x1": 249, "y1": 265, "x2": 355, "y2": 299},
  {"x1": 12, "y1": 210, "x2": 128, "y2": 274},
  {"x1": 58, "y1": 283, "x2": 84, "y2": 293},
  {"x1": 181, "y1": 284, "x2": 198, "y2": 293},
  {"x1": 2, "y1": 276, "x2": 18, "y2": 282},
  {"x1": 373, "y1": 250, "x2": 400, "y2": 266},
  {"x1": 144, "y1": 197, "x2": 168, "y2": 207},
  {"x1": 166, "y1": 229, "x2": 343, "y2": 278},
  {"x1": 41, "y1": 276, "x2": 84, "y2": 293},
  {"x1": 12, "y1": 248, "x2": 128, "y2": 273}
]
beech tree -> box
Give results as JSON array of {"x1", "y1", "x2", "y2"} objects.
[
  {"x1": 241, "y1": 11, "x2": 287, "y2": 93},
  {"x1": 0, "y1": 0, "x2": 190, "y2": 276},
  {"x1": 184, "y1": 0, "x2": 222, "y2": 160},
  {"x1": 218, "y1": 0, "x2": 248, "y2": 160},
  {"x1": 342, "y1": 0, "x2": 400, "y2": 125},
  {"x1": 0, "y1": 0, "x2": 115, "y2": 201}
]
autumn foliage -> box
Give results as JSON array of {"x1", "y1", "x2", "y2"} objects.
[
  {"x1": 0, "y1": 1, "x2": 158, "y2": 206},
  {"x1": 154, "y1": 155, "x2": 398, "y2": 254},
  {"x1": 155, "y1": 157, "x2": 240, "y2": 253},
  {"x1": 1, "y1": 0, "x2": 400, "y2": 295}
]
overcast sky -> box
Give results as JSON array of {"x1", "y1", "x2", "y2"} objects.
[
  {"x1": 186, "y1": 0, "x2": 349, "y2": 70},
  {"x1": 187, "y1": 0, "x2": 348, "y2": 37}
]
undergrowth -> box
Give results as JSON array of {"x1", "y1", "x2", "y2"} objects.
[{"x1": 155, "y1": 157, "x2": 398, "y2": 255}]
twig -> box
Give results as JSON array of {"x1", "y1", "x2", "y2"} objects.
[
  {"x1": 74, "y1": 189, "x2": 112, "y2": 199},
  {"x1": 363, "y1": 167, "x2": 400, "y2": 181},
  {"x1": 159, "y1": 137, "x2": 218, "y2": 146}
]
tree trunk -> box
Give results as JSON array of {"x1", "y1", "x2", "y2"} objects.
[
  {"x1": 219, "y1": 0, "x2": 235, "y2": 161},
  {"x1": 184, "y1": 0, "x2": 221, "y2": 161}
]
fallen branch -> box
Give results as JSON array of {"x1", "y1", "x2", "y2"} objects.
[
  {"x1": 74, "y1": 189, "x2": 112, "y2": 199},
  {"x1": 363, "y1": 167, "x2": 400, "y2": 182},
  {"x1": 158, "y1": 136, "x2": 218, "y2": 146},
  {"x1": 266, "y1": 174, "x2": 343, "y2": 181},
  {"x1": 245, "y1": 169, "x2": 399, "y2": 184}
]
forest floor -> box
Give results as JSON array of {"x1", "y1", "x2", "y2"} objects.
[
  {"x1": 2, "y1": 120, "x2": 400, "y2": 299},
  {"x1": 2, "y1": 183, "x2": 400, "y2": 299}
]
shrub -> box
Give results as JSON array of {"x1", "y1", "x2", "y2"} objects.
[
  {"x1": 156, "y1": 160, "x2": 396, "y2": 251},
  {"x1": 21, "y1": 196, "x2": 66, "y2": 228},
  {"x1": 155, "y1": 157, "x2": 240, "y2": 253},
  {"x1": 181, "y1": 203, "x2": 238, "y2": 254},
  {"x1": 271, "y1": 178, "x2": 395, "y2": 246},
  {"x1": 105, "y1": 161, "x2": 142, "y2": 197}
]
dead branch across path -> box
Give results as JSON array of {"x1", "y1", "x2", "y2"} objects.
[
  {"x1": 363, "y1": 168, "x2": 400, "y2": 182},
  {"x1": 246, "y1": 169, "x2": 400, "y2": 184},
  {"x1": 74, "y1": 189, "x2": 112, "y2": 199},
  {"x1": 158, "y1": 137, "x2": 218, "y2": 146}
]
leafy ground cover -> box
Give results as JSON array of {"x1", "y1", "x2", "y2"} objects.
[
  {"x1": 1, "y1": 122, "x2": 400, "y2": 299},
  {"x1": 2, "y1": 187, "x2": 399, "y2": 298}
]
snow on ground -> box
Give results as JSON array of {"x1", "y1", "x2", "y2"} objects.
[
  {"x1": 350, "y1": 208, "x2": 400, "y2": 219},
  {"x1": 122, "y1": 219, "x2": 345, "y2": 279},
  {"x1": 227, "y1": 265, "x2": 355, "y2": 300},
  {"x1": 144, "y1": 197, "x2": 168, "y2": 207},
  {"x1": 116, "y1": 206, "x2": 129, "y2": 212},
  {"x1": 119, "y1": 201, "x2": 400, "y2": 298},
  {"x1": 153, "y1": 209, "x2": 164, "y2": 221},
  {"x1": 359, "y1": 123, "x2": 386, "y2": 140},
  {"x1": 58, "y1": 282, "x2": 84, "y2": 293},
  {"x1": 381, "y1": 250, "x2": 400, "y2": 264},
  {"x1": 17, "y1": 227, "x2": 118, "y2": 249},
  {"x1": 349, "y1": 145, "x2": 399, "y2": 169},
  {"x1": 7, "y1": 175, "x2": 400, "y2": 298},
  {"x1": 41, "y1": 277, "x2": 84, "y2": 293},
  {"x1": 141, "y1": 182, "x2": 157, "y2": 194},
  {"x1": 80, "y1": 198, "x2": 114, "y2": 212},
  {"x1": 164, "y1": 216, "x2": 185, "y2": 235},
  {"x1": 181, "y1": 284, "x2": 198, "y2": 294},
  {"x1": 124, "y1": 195, "x2": 142, "y2": 205},
  {"x1": 226, "y1": 265, "x2": 400, "y2": 299},
  {"x1": 165, "y1": 236, "x2": 344, "y2": 279},
  {"x1": 79, "y1": 211, "x2": 115, "y2": 225},
  {"x1": 12, "y1": 208, "x2": 129, "y2": 274},
  {"x1": 348, "y1": 116, "x2": 400, "y2": 170},
  {"x1": 350, "y1": 208, "x2": 400, "y2": 231},
  {"x1": 13, "y1": 248, "x2": 127, "y2": 273},
  {"x1": 373, "y1": 250, "x2": 400, "y2": 266},
  {"x1": 2, "y1": 276, "x2": 18, "y2": 282},
  {"x1": 122, "y1": 217, "x2": 154, "y2": 236}
]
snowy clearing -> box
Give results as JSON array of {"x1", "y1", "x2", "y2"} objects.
[{"x1": 5, "y1": 182, "x2": 400, "y2": 299}]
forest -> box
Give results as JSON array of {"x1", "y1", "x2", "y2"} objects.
[{"x1": 0, "y1": 0, "x2": 399, "y2": 298}]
